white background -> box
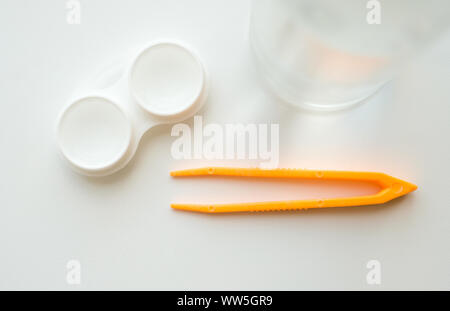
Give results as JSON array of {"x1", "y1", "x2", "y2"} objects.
[{"x1": 0, "y1": 0, "x2": 449, "y2": 290}]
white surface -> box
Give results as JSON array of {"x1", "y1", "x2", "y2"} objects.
[{"x1": 0, "y1": 0, "x2": 449, "y2": 290}]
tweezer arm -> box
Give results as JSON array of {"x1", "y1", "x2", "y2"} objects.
[{"x1": 170, "y1": 167, "x2": 417, "y2": 213}]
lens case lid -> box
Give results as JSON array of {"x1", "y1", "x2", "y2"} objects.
[{"x1": 57, "y1": 41, "x2": 208, "y2": 176}]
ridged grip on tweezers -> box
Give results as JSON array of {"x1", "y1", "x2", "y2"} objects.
[{"x1": 170, "y1": 167, "x2": 417, "y2": 213}]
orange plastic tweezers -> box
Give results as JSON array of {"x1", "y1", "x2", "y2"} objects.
[{"x1": 170, "y1": 167, "x2": 417, "y2": 213}]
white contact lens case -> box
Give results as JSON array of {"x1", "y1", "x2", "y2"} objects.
[{"x1": 57, "y1": 41, "x2": 208, "y2": 176}]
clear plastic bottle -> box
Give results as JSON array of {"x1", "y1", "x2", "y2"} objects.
[{"x1": 250, "y1": 0, "x2": 450, "y2": 111}]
